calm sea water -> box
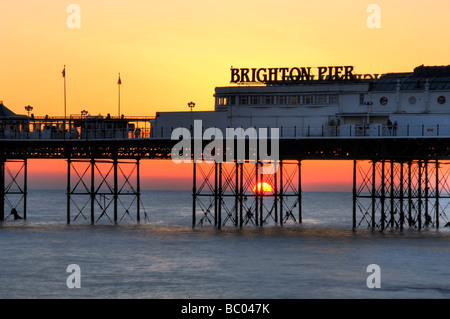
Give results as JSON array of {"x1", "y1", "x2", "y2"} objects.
[{"x1": 1, "y1": 190, "x2": 450, "y2": 299}]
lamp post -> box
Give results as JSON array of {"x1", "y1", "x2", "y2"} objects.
[
  {"x1": 81, "y1": 110, "x2": 88, "y2": 139},
  {"x1": 24, "y1": 105, "x2": 33, "y2": 117},
  {"x1": 81, "y1": 110, "x2": 88, "y2": 118},
  {"x1": 24, "y1": 105, "x2": 33, "y2": 136},
  {"x1": 188, "y1": 101, "x2": 195, "y2": 134}
]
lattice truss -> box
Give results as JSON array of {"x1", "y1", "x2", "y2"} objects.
[
  {"x1": 354, "y1": 160, "x2": 450, "y2": 229},
  {"x1": 193, "y1": 160, "x2": 301, "y2": 228},
  {"x1": 1, "y1": 159, "x2": 27, "y2": 220},
  {"x1": 67, "y1": 159, "x2": 148, "y2": 224}
]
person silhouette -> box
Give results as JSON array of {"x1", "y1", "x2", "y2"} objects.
[{"x1": 11, "y1": 208, "x2": 23, "y2": 220}]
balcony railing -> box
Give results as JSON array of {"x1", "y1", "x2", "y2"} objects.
[{"x1": 1, "y1": 122, "x2": 450, "y2": 140}]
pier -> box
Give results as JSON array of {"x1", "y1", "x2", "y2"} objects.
[
  {"x1": 2, "y1": 64, "x2": 450, "y2": 229},
  {"x1": 1, "y1": 113, "x2": 450, "y2": 230}
]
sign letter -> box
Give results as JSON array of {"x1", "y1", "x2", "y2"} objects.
[{"x1": 230, "y1": 68, "x2": 240, "y2": 83}]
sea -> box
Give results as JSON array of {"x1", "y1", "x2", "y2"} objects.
[{"x1": 1, "y1": 189, "x2": 450, "y2": 300}]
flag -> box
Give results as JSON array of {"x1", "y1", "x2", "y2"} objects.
[
  {"x1": 118, "y1": 73, "x2": 121, "y2": 85},
  {"x1": 62, "y1": 66, "x2": 66, "y2": 77}
]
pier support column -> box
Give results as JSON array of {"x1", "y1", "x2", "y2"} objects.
[
  {"x1": 435, "y1": 160, "x2": 439, "y2": 228},
  {"x1": 352, "y1": 160, "x2": 356, "y2": 230},
  {"x1": 137, "y1": 159, "x2": 141, "y2": 222},
  {"x1": 239, "y1": 162, "x2": 244, "y2": 227},
  {"x1": 279, "y1": 161, "x2": 283, "y2": 225},
  {"x1": 371, "y1": 160, "x2": 376, "y2": 229},
  {"x1": 218, "y1": 162, "x2": 222, "y2": 229},
  {"x1": 418, "y1": 160, "x2": 422, "y2": 230},
  {"x1": 193, "y1": 160, "x2": 291, "y2": 228},
  {"x1": 0, "y1": 159, "x2": 28, "y2": 221},
  {"x1": 0, "y1": 160, "x2": 4, "y2": 221},
  {"x1": 113, "y1": 158, "x2": 118, "y2": 223},
  {"x1": 399, "y1": 162, "x2": 404, "y2": 229},
  {"x1": 234, "y1": 162, "x2": 238, "y2": 226},
  {"x1": 67, "y1": 158, "x2": 145, "y2": 224},
  {"x1": 90, "y1": 158, "x2": 95, "y2": 225},
  {"x1": 381, "y1": 160, "x2": 385, "y2": 230},
  {"x1": 23, "y1": 159, "x2": 27, "y2": 220},
  {"x1": 192, "y1": 161, "x2": 196, "y2": 227},
  {"x1": 354, "y1": 159, "x2": 445, "y2": 230},
  {"x1": 67, "y1": 158, "x2": 71, "y2": 224},
  {"x1": 298, "y1": 160, "x2": 302, "y2": 223},
  {"x1": 255, "y1": 161, "x2": 259, "y2": 226}
]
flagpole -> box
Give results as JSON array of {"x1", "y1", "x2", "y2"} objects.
[
  {"x1": 118, "y1": 73, "x2": 121, "y2": 117},
  {"x1": 63, "y1": 65, "x2": 66, "y2": 137}
]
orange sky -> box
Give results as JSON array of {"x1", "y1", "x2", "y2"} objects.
[
  {"x1": 25, "y1": 159, "x2": 355, "y2": 191},
  {"x1": 1, "y1": 0, "x2": 450, "y2": 190}
]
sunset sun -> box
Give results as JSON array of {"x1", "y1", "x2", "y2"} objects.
[{"x1": 252, "y1": 182, "x2": 273, "y2": 193}]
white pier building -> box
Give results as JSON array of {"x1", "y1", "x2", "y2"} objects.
[{"x1": 150, "y1": 65, "x2": 450, "y2": 138}]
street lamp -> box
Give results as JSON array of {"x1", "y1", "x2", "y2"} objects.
[
  {"x1": 24, "y1": 105, "x2": 33, "y2": 117},
  {"x1": 188, "y1": 101, "x2": 195, "y2": 112},
  {"x1": 81, "y1": 110, "x2": 88, "y2": 118},
  {"x1": 80, "y1": 110, "x2": 89, "y2": 139}
]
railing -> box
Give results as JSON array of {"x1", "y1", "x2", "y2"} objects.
[
  {"x1": 0, "y1": 127, "x2": 152, "y2": 140},
  {"x1": 159, "y1": 124, "x2": 450, "y2": 139},
  {"x1": 1, "y1": 123, "x2": 450, "y2": 140}
]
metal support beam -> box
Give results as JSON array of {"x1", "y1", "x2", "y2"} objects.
[
  {"x1": 255, "y1": 161, "x2": 259, "y2": 226},
  {"x1": 67, "y1": 158, "x2": 71, "y2": 224},
  {"x1": 435, "y1": 160, "x2": 439, "y2": 228},
  {"x1": 0, "y1": 160, "x2": 4, "y2": 221},
  {"x1": 192, "y1": 161, "x2": 196, "y2": 227},
  {"x1": 214, "y1": 162, "x2": 218, "y2": 226},
  {"x1": 91, "y1": 158, "x2": 95, "y2": 224},
  {"x1": 23, "y1": 159, "x2": 27, "y2": 220},
  {"x1": 352, "y1": 160, "x2": 356, "y2": 230},
  {"x1": 279, "y1": 161, "x2": 283, "y2": 226},
  {"x1": 298, "y1": 160, "x2": 302, "y2": 223},
  {"x1": 137, "y1": 159, "x2": 141, "y2": 222},
  {"x1": 114, "y1": 158, "x2": 118, "y2": 223},
  {"x1": 260, "y1": 161, "x2": 263, "y2": 226},
  {"x1": 234, "y1": 162, "x2": 238, "y2": 226},
  {"x1": 408, "y1": 161, "x2": 412, "y2": 227},
  {"x1": 371, "y1": 160, "x2": 376, "y2": 229},
  {"x1": 381, "y1": 160, "x2": 385, "y2": 230},
  {"x1": 418, "y1": 160, "x2": 422, "y2": 229},
  {"x1": 399, "y1": 162, "x2": 404, "y2": 229},
  {"x1": 239, "y1": 162, "x2": 244, "y2": 227},
  {"x1": 67, "y1": 158, "x2": 144, "y2": 224},
  {"x1": 218, "y1": 162, "x2": 222, "y2": 229}
]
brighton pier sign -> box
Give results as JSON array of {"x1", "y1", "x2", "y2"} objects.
[{"x1": 230, "y1": 66, "x2": 381, "y2": 83}]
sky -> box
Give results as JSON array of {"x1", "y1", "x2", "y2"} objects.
[{"x1": 1, "y1": 0, "x2": 450, "y2": 190}]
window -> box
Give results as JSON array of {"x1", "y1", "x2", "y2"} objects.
[
  {"x1": 359, "y1": 94, "x2": 365, "y2": 105},
  {"x1": 291, "y1": 96, "x2": 298, "y2": 104},
  {"x1": 239, "y1": 96, "x2": 248, "y2": 105},
  {"x1": 265, "y1": 96, "x2": 272, "y2": 104},
  {"x1": 380, "y1": 97, "x2": 388, "y2": 105},
  {"x1": 286, "y1": 96, "x2": 292, "y2": 104},
  {"x1": 316, "y1": 95, "x2": 327, "y2": 104},
  {"x1": 230, "y1": 96, "x2": 236, "y2": 105},
  {"x1": 217, "y1": 97, "x2": 227, "y2": 106},
  {"x1": 278, "y1": 96, "x2": 286, "y2": 104},
  {"x1": 251, "y1": 96, "x2": 259, "y2": 105},
  {"x1": 329, "y1": 94, "x2": 339, "y2": 104},
  {"x1": 303, "y1": 95, "x2": 314, "y2": 104},
  {"x1": 438, "y1": 96, "x2": 446, "y2": 104}
]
